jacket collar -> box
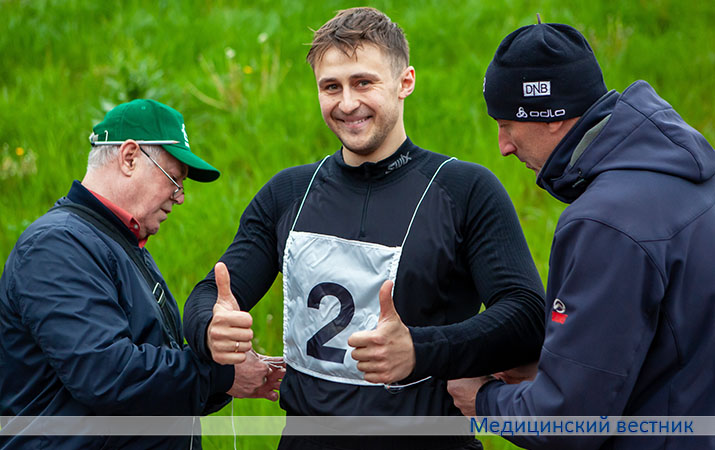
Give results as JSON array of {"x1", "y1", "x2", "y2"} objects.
[
  {"x1": 538, "y1": 80, "x2": 715, "y2": 204},
  {"x1": 537, "y1": 90, "x2": 619, "y2": 203},
  {"x1": 62, "y1": 180, "x2": 141, "y2": 245},
  {"x1": 332, "y1": 137, "x2": 424, "y2": 183}
]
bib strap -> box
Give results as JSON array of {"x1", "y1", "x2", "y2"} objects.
[
  {"x1": 291, "y1": 155, "x2": 330, "y2": 232},
  {"x1": 401, "y1": 157, "x2": 456, "y2": 247}
]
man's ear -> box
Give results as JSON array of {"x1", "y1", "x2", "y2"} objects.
[
  {"x1": 547, "y1": 120, "x2": 567, "y2": 134},
  {"x1": 398, "y1": 66, "x2": 415, "y2": 99},
  {"x1": 118, "y1": 140, "x2": 140, "y2": 176},
  {"x1": 547, "y1": 116, "x2": 580, "y2": 137}
]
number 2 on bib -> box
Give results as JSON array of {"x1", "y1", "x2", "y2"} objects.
[{"x1": 306, "y1": 282, "x2": 355, "y2": 363}]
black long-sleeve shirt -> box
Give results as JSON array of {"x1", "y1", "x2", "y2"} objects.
[{"x1": 184, "y1": 138, "x2": 544, "y2": 433}]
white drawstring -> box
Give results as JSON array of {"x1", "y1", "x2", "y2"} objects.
[{"x1": 231, "y1": 398, "x2": 237, "y2": 450}]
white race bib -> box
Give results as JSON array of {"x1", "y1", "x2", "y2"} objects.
[
  {"x1": 281, "y1": 155, "x2": 454, "y2": 386},
  {"x1": 283, "y1": 231, "x2": 401, "y2": 385}
]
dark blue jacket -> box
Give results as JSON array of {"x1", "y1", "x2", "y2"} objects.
[
  {"x1": 477, "y1": 81, "x2": 715, "y2": 449},
  {"x1": 0, "y1": 181, "x2": 233, "y2": 449}
]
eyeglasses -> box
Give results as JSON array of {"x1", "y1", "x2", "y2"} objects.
[{"x1": 139, "y1": 146, "x2": 184, "y2": 200}]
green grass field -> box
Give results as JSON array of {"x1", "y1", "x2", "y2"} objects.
[{"x1": 1, "y1": 0, "x2": 713, "y2": 448}]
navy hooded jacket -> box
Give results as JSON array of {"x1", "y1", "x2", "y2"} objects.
[
  {"x1": 0, "y1": 181, "x2": 233, "y2": 449},
  {"x1": 476, "y1": 81, "x2": 715, "y2": 450}
]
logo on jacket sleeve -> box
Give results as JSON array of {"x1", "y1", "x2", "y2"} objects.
[{"x1": 551, "y1": 298, "x2": 568, "y2": 324}]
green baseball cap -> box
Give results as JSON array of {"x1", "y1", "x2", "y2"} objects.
[{"x1": 90, "y1": 99, "x2": 220, "y2": 182}]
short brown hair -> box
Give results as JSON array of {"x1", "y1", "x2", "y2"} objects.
[{"x1": 306, "y1": 7, "x2": 409, "y2": 75}]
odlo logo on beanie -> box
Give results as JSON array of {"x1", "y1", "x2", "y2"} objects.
[{"x1": 483, "y1": 23, "x2": 607, "y2": 122}]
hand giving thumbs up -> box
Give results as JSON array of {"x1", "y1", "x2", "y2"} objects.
[
  {"x1": 348, "y1": 280, "x2": 416, "y2": 384},
  {"x1": 207, "y1": 262, "x2": 254, "y2": 364}
]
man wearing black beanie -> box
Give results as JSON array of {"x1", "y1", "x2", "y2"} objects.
[{"x1": 449, "y1": 20, "x2": 715, "y2": 450}]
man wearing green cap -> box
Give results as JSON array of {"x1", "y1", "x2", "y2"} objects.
[{"x1": 0, "y1": 99, "x2": 280, "y2": 449}]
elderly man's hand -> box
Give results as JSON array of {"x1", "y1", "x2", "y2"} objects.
[
  {"x1": 447, "y1": 377, "x2": 494, "y2": 417},
  {"x1": 348, "y1": 280, "x2": 415, "y2": 384},
  {"x1": 447, "y1": 363, "x2": 537, "y2": 416},
  {"x1": 251, "y1": 355, "x2": 285, "y2": 401},
  {"x1": 207, "y1": 262, "x2": 254, "y2": 365},
  {"x1": 493, "y1": 362, "x2": 538, "y2": 384},
  {"x1": 226, "y1": 350, "x2": 285, "y2": 400}
]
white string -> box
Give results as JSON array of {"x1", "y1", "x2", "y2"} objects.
[
  {"x1": 290, "y1": 156, "x2": 330, "y2": 232},
  {"x1": 258, "y1": 354, "x2": 284, "y2": 370},
  {"x1": 383, "y1": 375, "x2": 432, "y2": 392},
  {"x1": 401, "y1": 157, "x2": 456, "y2": 248},
  {"x1": 189, "y1": 416, "x2": 195, "y2": 450},
  {"x1": 231, "y1": 398, "x2": 237, "y2": 450}
]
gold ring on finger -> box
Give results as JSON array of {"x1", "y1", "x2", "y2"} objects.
[{"x1": 234, "y1": 341, "x2": 241, "y2": 353}]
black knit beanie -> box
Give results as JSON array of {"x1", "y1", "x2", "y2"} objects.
[{"x1": 483, "y1": 23, "x2": 607, "y2": 122}]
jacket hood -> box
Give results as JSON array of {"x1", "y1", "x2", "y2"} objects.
[{"x1": 538, "y1": 80, "x2": 715, "y2": 203}]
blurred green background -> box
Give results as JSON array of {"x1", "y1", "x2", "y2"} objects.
[{"x1": 1, "y1": 0, "x2": 713, "y2": 448}]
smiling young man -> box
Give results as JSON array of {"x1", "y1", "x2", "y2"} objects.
[
  {"x1": 314, "y1": 34, "x2": 412, "y2": 165},
  {"x1": 184, "y1": 8, "x2": 545, "y2": 450},
  {"x1": 0, "y1": 99, "x2": 276, "y2": 449}
]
